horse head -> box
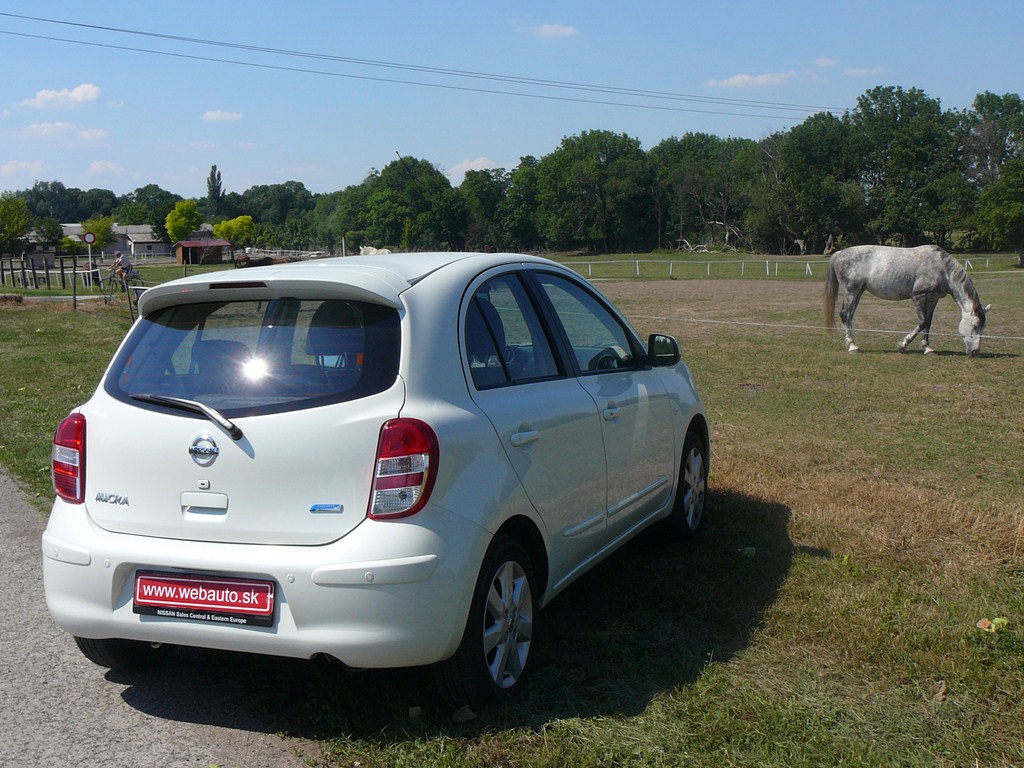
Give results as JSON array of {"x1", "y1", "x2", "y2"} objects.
[{"x1": 958, "y1": 304, "x2": 991, "y2": 357}]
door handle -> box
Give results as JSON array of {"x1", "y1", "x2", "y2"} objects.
[
  {"x1": 602, "y1": 407, "x2": 621, "y2": 420},
  {"x1": 510, "y1": 430, "x2": 540, "y2": 448}
]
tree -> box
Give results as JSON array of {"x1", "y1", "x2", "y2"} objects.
[
  {"x1": 496, "y1": 157, "x2": 542, "y2": 251},
  {"x1": 976, "y1": 158, "x2": 1024, "y2": 264},
  {"x1": 205, "y1": 164, "x2": 224, "y2": 219},
  {"x1": 649, "y1": 133, "x2": 758, "y2": 250},
  {"x1": 115, "y1": 184, "x2": 182, "y2": 242},
  {"x1": 35, "y1": 217, "x2": 65, "y2": 254},
  {"x1": 536, "y1": 130, "x2": 654, "y2": 252},
  {"x1": 0, "y1": 194, "x2": 31, "y2": 255},
  {"x1": 238, "y1": 182, "x2": 314, "y2": 226},
  {"x1": 461, "y1": 169, "x2": 510, "y2": 250},
  {"x1": 80, "y1": 215, "x2": 116, "y2": 252},
  {"x1": 846, "y1": 86, "x2": 961, "y2": 245},
  {"x1": 165, "y1": 200, "x2": 203, "y2": 243},
  {"x1": 78, "y1": 188, "x2": 118, "y2": 218},
  {"x1": 376, "y1": 156, "x2": 461, "y2": 249},
  {"x1": 767, "y1": 114, "x2": 866, "y2": 252},
  {"x1": 363, "y1": 188, "x2": 412, "y2": 247},
  {"x1": 212, "y1": 215, "x2": 255, "y2": 248},
  {"x1": 965, "y1": 92, "x2": 1024, "y2": 186},
  {"x1": 309, "y1": 183, "x2": 375, "y2": 251},
  {"x1": 19, "y1": 181, "x2": 82, "y2": 222}
]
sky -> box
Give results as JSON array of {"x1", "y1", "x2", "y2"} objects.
[{"x1": 1, "y1": 1, "x2": 1022, "y2": 200}]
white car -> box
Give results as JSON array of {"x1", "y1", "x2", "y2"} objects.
[{"x1": 43, "y1": 252, "x2": 708, "y2": 708}]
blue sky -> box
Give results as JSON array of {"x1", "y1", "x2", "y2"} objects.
[{"x1": 2, "y1": 2, "x2": 1021, "y2": 200}]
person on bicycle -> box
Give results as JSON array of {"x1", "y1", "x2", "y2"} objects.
[{"x1": 112, "y1": 251, "x2": 134, "y2": 281}]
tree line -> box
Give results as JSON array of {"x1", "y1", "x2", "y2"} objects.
[{"x1": 2, "y1": 85, "x2": 1023, "y2": 259}]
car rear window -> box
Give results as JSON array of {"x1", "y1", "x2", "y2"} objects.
[{"x1": 106, "y1": 298, "x2": 400, "y2": 417}]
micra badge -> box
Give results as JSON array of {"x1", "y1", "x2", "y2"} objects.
[{"x1": 95, "y1": 492, "x2": 130, "y2": 506}]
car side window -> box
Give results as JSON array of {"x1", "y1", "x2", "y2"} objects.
[
  {"x1": 465, "y1": 274, "x2": 560, "y2": 389},
  {"x1": 535, "y1": 273, "x2": 640, "y2": 372}
]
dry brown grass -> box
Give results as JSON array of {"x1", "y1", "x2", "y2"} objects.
[{"x1": 602, "y1": 275, "x2": 1024, "y2": 570}]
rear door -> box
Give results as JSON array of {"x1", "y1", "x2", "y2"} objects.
[{"x1": 85, "y1": 296, "x2": 404, "y2": 546}]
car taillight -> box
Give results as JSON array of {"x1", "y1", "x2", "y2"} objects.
[
  {"x1": 369, "y1": 418, "x2": 438, "y2": 519},
  {"x1": 53, "y1": 413, "x2": 86, "y2": 504}
]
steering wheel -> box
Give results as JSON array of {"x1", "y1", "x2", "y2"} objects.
[{"x1": 588, "y1": 347, "x2": 621, "y2": 370}]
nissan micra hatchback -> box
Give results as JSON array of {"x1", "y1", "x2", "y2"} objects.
[{"x1": 44, "y1": 252, "x2": 708, "y2": 708}]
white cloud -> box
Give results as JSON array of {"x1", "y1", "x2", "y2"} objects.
[
  {"x1": 88, "y1": 160, "x2": 124, "y2": 177},
  {"x1": 19, "y1": 122, "x2": 76, "y2": 139},
  {"x1": 188, "y1": 140, "x2": 214, "y2": 150},
  {"x1": 21, "y1": 83, "x2": 101, "y2": 108},
  {"x1": 18, "y1": 122, "x2": 107, "y2": 141},
  {"x1": 843, "y1": 66, "x2": 886, "y2": 77},
  {"x1": 535, "y1": 23, "x2": 579, "y2": 39},
  {"x1": 446, "y1": 157, "x2": 502, "y2": 184},
  {"x1": 814, "y1": 57, "x2": 839, "y2": 68},
  {"x1": 705, "y1": 71, "x2": 796, "y2": 88},
  {"x1": 0, "y1": 159, "x2": 43, "y2": 177},
  {"x1": 201, "y1": 110, "x2": 243, "y2": 122}
]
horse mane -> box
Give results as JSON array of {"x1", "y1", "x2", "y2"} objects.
[{"x1": 941, "y1": 250, "x2": 983, "y2": 314}]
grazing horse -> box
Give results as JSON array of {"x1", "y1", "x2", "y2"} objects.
[
  {"x1": 234, "y1": 254, "x2": 301, "y2": 268},
  {"x1": 824, "y1": 245, "x2": 989, "y2": 356}
]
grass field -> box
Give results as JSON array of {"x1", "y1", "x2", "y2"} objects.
[{"x1": 1, "y1": 263, "x2": 1022, "y2": 766}]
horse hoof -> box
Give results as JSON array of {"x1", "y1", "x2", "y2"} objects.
[
  {"x1": 923, "y1": 347, "x2": 934, "y2": 355},
  {"x1": 847, "y1": 345, "x2": 859, "y2": 353}
]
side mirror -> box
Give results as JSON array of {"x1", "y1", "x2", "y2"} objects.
[{"x1": 647, "y1": 333, "x2": 680, "y2": 367}]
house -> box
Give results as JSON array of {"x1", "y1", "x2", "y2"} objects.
[
  {"x1": 57, "y1": 223, "x2": 171, "y2": 260},
  {"x1": 173, "y1": 239, "x2": 232, "y2": 265},
  {"x1": 120, "y1": 224, "x2": 170, "y2": 260}
]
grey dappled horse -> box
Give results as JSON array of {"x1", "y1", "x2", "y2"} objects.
[{"x1": 824, "y1": 245, "x2": 989, "y2": 356}]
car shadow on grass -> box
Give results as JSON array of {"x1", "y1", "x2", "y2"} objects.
[{"x1": 115, "y1": 488, "x2": 793, "y2": 741}]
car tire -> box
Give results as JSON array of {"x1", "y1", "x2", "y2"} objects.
[
  {"x1": 74, "y1": 636, "x2": 170, "y2": 672},
  {"x1": 664, "y1": 430, "x2": 708, "y2": 539},
  {"x1": 433, "y1": 536, "x2": 538, "y2": 709}
]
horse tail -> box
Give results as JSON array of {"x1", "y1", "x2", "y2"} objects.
[{"x1": 824, "y1": 256, "x2": 839, "y2": 330}]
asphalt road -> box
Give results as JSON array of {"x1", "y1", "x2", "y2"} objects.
[{"x1": 0, "y1": 466, "x2": 314, "y2": 768}]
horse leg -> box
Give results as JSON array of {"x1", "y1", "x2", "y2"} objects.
[
  {"x1": 839, "y1": 287, "x2": 865, "y2": 352},
  {"x1": 918, "y1": 295, "x2": 940, "y2": 354},
  {"x1": 899, "y1": 294, "x2": 937, "y2": 353}
]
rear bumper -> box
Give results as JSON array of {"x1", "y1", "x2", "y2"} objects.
[{"x1": 42, "y1": 500, "x2": 485, "y2": 669}]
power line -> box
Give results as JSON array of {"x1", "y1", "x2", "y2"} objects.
[{"x1": 0, "y1": 12, "x2": 847, "y2": 119}]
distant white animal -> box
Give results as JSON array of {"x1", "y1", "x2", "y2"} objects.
[{"x1": 359, "y1": 246, "x2": 392, "y2": 255}]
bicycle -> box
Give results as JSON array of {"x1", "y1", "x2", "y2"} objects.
[{"x1": 100, "y1": 266, "x2": 146, "y2": 319}]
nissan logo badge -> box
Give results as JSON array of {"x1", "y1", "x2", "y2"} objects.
[{"x1": 189, "y1": 434, "x2": 220, "y2": 466}]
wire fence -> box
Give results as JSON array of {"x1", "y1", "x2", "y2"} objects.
[{"x1": 563, "y1": 255, "x2": 1017, "y2": 281}]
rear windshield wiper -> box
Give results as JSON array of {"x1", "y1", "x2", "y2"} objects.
[{"x1": 130, "y1": 394, "x2": 244, "y2": 441}]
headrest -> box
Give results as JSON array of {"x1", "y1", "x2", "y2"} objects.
[{"x1": 305, "y1": 301, "x2": 365, "y2": 356}]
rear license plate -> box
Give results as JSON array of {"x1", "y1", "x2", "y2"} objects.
[{"x1": 133, "y1": 571, "x2": 275, "y2": 627}]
